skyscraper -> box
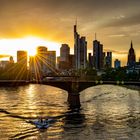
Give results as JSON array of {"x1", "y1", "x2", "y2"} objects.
[
  {"x1": 60, "y1": 44, "x2": 70, "y2": 62},
  {"x1": 74, "y1": 24, "x2": 87, "y2": 70},
  {"x1": 46, "y1": 51, "x2": 56, "y2": 72},
  {"x1": 88, "y1": 53, "x2": 93, "y2": 68},
  {"x1": 127, "y1": 41, "x2": 136, "y2": 67},
  {"x1": 17, "y1": 50, "x2": 27, "y2": 69},
  {"x1": 36, "y1": 46, "x2": 56, "y2": 76},
  {"x1": 103, "y1": 52, "x2": 106, "y2": 69},
  {"x1": 114, "y1": 59, "x2": 121, "y2": 68},
  {"x1": 59, "y1": 44, "x2": 70, "y2": 70},
  {"x1": 36, "y1": 46, "x2": 48, "y2": 76},
  {"x1": 74, "y1": 24, "x2": 80, "y2": 69},
  {"x1": 17, "y1": 50, "x2": 28, "y2": 80},
  {"x1": 29, "y1": 56, "x2": 36, "y2": 79},
  {"x1": 105, "y1": 52, "x2": 112, "y2": 68},
  {"x1": 93, "y1": 38, "x2": 103, "y2": 70},
  {"x1": 37, "y1": 46, "x2": 48, "y2": 54},
  {"x1": 80, "y1": 37, "x2": 87, "y2": 69}
]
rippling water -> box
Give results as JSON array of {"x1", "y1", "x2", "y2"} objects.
[{"x1": 0, "y1": 84, "x2": 139, "y2": 140}]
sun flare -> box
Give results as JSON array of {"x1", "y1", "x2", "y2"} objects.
[{"x1": 0, "y1": 36, "x2": 61, "y2": 59}]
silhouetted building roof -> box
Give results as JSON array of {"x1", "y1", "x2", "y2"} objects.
[{"x1": 127, "y1": 41, "x2": 136, "y2": 67}]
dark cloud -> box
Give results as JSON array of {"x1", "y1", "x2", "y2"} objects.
[
  {"x1": 0, "y1": 0, "x2": 140, "y2": 23},
  {"x1": 102, "y1": 13, "x2": 140, "y2": 28},
  {"x1": 0, "y1": 0, "x2": 139, "y2": 39}
]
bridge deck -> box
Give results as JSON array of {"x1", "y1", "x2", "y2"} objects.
[{"x1": 0, "y1": 80, "x2": 139, "y2": 93}]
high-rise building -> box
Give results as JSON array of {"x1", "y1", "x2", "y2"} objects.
[
  {"x1": 36, "y1": 46, "x2": 48, "y2": 76},
  {"x1": 114, "y1": 59, "x2": 121, "y2": 68},
  {"x1": 80, "y1": 37, "x2": 87, "y2": 69},
  {"x1": 88, "y1": 53, "x2": 93, "y2": 68},
  {"x1": 74, "y1": 24, "x2": 87, "y2": 69},
  {"x1": 60, "y1": 44, "x2": 70, "y2": 62},
  {"x1": 103, "y1": 52, "x2": 106, "y2": 69},
  {"x1": 74, "y1": 24, "x2": 80, "y2": 69},
  {"x1": 17, "y1": 50, "x2": 28, "y2": 80},
  {"x1": 35, "y1": 46, "x2": 57, "y2": 76},
  {"x1": 59, "y1": 44, "x2": 70, "y2": 70},
  {"x1": 37, "y1": 46, "x2": 48, "y2": 54},
  {"x1": 17, "y1": 50, "x2": 27, "y2": 69},
  {"x1": 105, "y1": 52, "x2": 112, "y2": 68},
  {"x1": 46, "y1": 51, "x2": 56, "y2": 73},
  {"x1": 29, "y1": 56, "x2": 36, "y2": 79},
  {"x1": 93, "y1": 39, "x2": 103, "y2": 70},
  {"x1": 127, "y1": 41, "x2": 136, "y2": 67}
]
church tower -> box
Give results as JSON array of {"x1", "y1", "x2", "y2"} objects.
[{"x1": 127, "y1": 41, "x2": 136, "y2": 67}]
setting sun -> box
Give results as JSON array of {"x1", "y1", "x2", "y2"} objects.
[{"x1": 0, "y1": 36, "x2": 61, "y2": 60}]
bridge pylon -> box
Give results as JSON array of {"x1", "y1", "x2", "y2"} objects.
[{"x1": 67, "y1": 77, "x2": 81, "y2": 108}]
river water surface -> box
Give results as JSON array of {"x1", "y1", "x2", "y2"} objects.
[{"x1": 0, "y1": 84, "x2": 139, "y2": 140}]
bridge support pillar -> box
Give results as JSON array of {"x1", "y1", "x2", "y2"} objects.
[
  {"x1": 68, "y1": 93, "x2": 80, "y2": 108},
  {"x1": 67, "y1": 81, "x2": 80, "y2": 108}
]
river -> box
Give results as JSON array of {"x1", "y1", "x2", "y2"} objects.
[{"x1": 0, "y1": 84, "x2": 139, "y2": 140}]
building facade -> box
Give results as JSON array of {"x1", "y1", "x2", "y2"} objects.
[
  {"x1": 17, "y1": 50, "x2": 28, "y2": 80},
  {"x1": 46, "y1": 51, "x2": 56, "y2": 73},
  {"x1": 80, "y1": 37, "x2": 87, "y2": 69},
  {"x1": 88, "y1": 53, "x2": 93, "y2": 68},
  {"x1": 93, "y1": 40, "x2": 103, "y2": 70},
  {"x1": 60, "y1": 44, "x2": 70, "y2": 62},
  {"x1": 17, "y1": 51, "x2": 27, "y2": 69},
  {"x1": 114, "y1": 59, "x2": 121, "y2": 68},
  {"x1": 59, "y1": 44, "x2": 71, "y2": 70},
  {"x1": 105, "y1": 52, "x2": 112, "y2": 68},
  {"x1": 36, "y1": 46, "x2": 48, "y2": 76},
  {"x1": 74, "y1": 24, "x2": 87, "y2": 70},
  {"x1": 31, "y1": 46, "x2": 57, "y2": 77}
]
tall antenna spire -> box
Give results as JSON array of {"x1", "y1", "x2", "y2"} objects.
[
  {"x1": 95, "y1": 33, "x2": 97, "y2": 40},
  {"x1": 75, "y1": 17, "x2": 77, "y2": 26},
  {"x1": 131, "y1": 40, "x2": 133, "y2": 48},
  {"x1": 74, "y1": 18, "x2": 77, "y2": 33}
]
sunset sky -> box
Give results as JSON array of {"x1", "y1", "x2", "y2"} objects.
[{"x1": 0, "y1": 0, "x2": 140, "y2": 65}]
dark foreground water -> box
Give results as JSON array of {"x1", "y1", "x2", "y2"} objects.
[{"x1": 0, "y1": 84, "x2": 139, "y2": 140}]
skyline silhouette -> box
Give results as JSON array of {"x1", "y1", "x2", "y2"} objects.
[
  {"x1": 0, "y1": 0, "x2": 140, "y2": 66},
  {"x1": 0, "y1": 36, "x2": 139, "y2": 66}
]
